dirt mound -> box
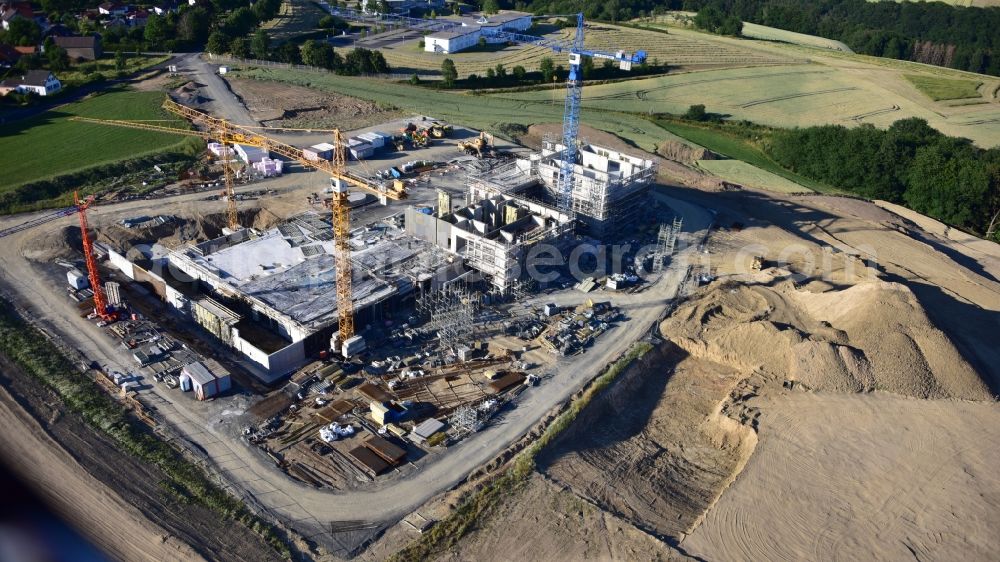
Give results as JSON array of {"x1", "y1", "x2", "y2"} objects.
[
  {"x1": 171, "y1": 81, "x2": 210, "y2": 106},
  {"x1": 684, "y1": 393, "x2": 1000, "y2": 561},
  {"x1": 657, "y1": 140, "x2": 719, "y2": 164},
  {"x1": 227, "y1": 78, "x2": 403, "y2": 130},
  {"x1": 433, "y1": 473, "x2": 682, "y2": 562},
  {"x1": 21, "y1": 226, "x2": 83, "y2": 262},
  {"x1": 661, "y1": 277, "x2": 992, "y2": 400},
  {"x1": 538, "y1": 344, "x2": 757, "y2": 542},
  {"x1": 24, "y1": 208, "x2": 283, "y2": 263}
]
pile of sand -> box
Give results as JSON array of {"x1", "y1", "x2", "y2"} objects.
[
  {"x1": 661, "y1": 275, "x2": 992, "y2": 400},
  {"x1": 656, "y1": 140, "x2": 719, "y2": 164}
]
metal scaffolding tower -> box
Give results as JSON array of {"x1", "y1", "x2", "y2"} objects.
[
  {"x1": 652, "y1": 216, "x2": 683, "y2": 274},
  {"x1": 415, "y1": 285, "x2": 477, "y2": 350}
]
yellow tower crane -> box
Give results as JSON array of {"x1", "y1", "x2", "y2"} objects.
[{"x1": 72, "y1": 98, "x2": 406, "y2": 344}]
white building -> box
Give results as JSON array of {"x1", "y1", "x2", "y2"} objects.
[
  {"x1": 424, "y1": 12, "x2": 532, "y2": 54},
  {"x1": 425, "y1": 28, "x2": 480, "y2": 54},
  {"x1": 0, "y1": 70, "x2": 61, "y2": 96},
  {"x1": 234, "y1": 143, "x2": 268, "y2": 164}
]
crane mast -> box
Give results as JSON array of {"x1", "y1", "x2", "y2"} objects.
[
  {"x1": 218, "y1": 119, "x2": 240, "y2": 231},
  {"x1": 558, "y1": 14, "x2": 586, "y2": 212},
  {"x1": 330, "y1": 130, "x2": 355, "y2": 342},
  {"x1": 74, "y1": 192, "x2": 114, "y2": 321}
]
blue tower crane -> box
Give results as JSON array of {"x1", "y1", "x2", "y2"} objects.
[{"x1": 322, "y1": 6, "x2": 647, "y2": 213}]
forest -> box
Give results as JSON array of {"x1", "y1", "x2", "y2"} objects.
[
  {"x1": 766, "y1": 118, "x2": 1000, "y2": 239},
  {"x1": 521, "y1": 0, "x2": 1000, "y2": 76}
]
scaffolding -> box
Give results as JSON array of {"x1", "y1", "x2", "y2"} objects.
[
  {"x1": 536, "y1": 141, "x2": 657, "y2": 235},
  {"x1": 652, "y1": 217, "x2": 683, "y2": 274},
  {"x1": 415, "y1": 285, "x2": 477, "y2": 350}
]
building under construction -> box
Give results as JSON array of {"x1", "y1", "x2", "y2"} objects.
[
  {"x1": 405, "y1": 192, "x2": 574, "y2": 290},
  {"x1": 107, "y1": 212, "x2": 457, "y2": 381},
  {"x1": 467, "y1": 141, "x2": 656, "y2": 236}
]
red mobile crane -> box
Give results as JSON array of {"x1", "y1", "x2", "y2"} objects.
[{"x1": 74, "y1": 192, "x2": 115, "y2": 322}]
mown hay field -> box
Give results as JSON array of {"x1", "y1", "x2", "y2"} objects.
[
  {"x1": 635, "y1": 15, "x2": 853, "y2": 53},
  {"x1": 695, "y1": 160, "x2": 811, "y2": 193},
  {"x1": 228, "y1": 66, "x2": 691, "y2": 151},
  {"x1": 501, "y1": 64, "x2": 1000, "y2": 147},
  {"x1": 904, "y1": 74, "x2": 983, "y2": 101},
  {"x1": 374, "y1": 20, "x2": 798, "y2": 77}
]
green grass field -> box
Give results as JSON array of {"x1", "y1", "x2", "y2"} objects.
[
  {"x1": 58, "y1": 55, "x2": 171, "y2": 88},
  {"x1": 654, "y1": 118, "x2": 837, "y2": 192},
  {"x1": 904, "y1": 73, "x2": 983, "y2": 101},
  {"x1": 696, "y1": 159, "x2": 811, "y2": 193},
  {"x1": 0, "y1": 89, "x2": 192, "y2": 190}
]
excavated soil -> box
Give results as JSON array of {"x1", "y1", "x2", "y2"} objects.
[
  {"x1": 661, "y1": 277, "x2": 992, "y2": 401},
  {"x1": 434, "y1": 473, "x2": 685, "y2": 562},
  {"x1": 432, "y1": 182, "x2": 999, "y2": 560},
  {"x1": 684, "y1": 392, "x2": 1000, "y2": 561},
  {"x1": 536, "y1": 343, "x2": 756, "y2": 543},
  {"x1": 22, "y1": 208, "x2": 282, "y2": 263},
  {"x1": 227, "y1": 78, "x2": 404, "y2": 130}
]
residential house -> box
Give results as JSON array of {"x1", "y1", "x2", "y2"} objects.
[
  {"x1": 98, "y1": 2, "x2": 127, "y2": 16},
  {"x1": 0, "y1": 70, "x2": 61, "y2": 96},
  {"x1": 53, "y1": 35, "x2": 102, "y2": 60},
  {"x1": 0, "y1": 1, "x2": 33, "y2": 30},
  {"x1": 126, "y1": 8, "x2": 147, "y2": 27}
]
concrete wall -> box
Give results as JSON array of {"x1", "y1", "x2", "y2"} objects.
[
  {"x1": 107, "y1": 248, "x2": 135, "y2": 279},
  {"x1": 232, "y1": 329, "x2": 304, "y2": 382}
]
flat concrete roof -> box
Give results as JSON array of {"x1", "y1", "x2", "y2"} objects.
[
  {"x1": 176, "y1": 212, "x2": 455, "y2": 331},
  {"x1": 428, "y1": 27, "x2": 480, "y2": 40}
]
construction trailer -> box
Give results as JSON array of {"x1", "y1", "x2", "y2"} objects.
[{"x1": 180, "y1": 361, "x2": 231, "y2": 400}]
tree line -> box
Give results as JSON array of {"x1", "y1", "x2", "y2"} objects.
[{"x1": 766, "y1": 118, "x2": 1000, "y2": 239}]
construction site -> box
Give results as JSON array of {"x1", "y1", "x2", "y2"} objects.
[{"x1": 22, "y1": 65, "x2": 687, "y2": 513}]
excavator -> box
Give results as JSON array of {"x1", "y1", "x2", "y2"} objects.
[
  {"x1": 72, "y1": 98, "x2": 406, "y2": 350},
  {"x1": 457, "y1": 131, "x2": 494, "y2": 158},
  {"x1": 428, "y1": 121, "x2": 452, "y2": 138}
]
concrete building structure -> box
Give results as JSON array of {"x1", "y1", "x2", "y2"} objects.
[
  {"x1": 466, "y1": 141, "x2": 656, "y2": 236},
  {"x1": 406, "y1": 191, "x2": 573, "y2": 289},
  {"x1": 424, "y1": 28, "x2": 479, "y2": 54},
  {"x1": 108, "y1": 212, "x2": 457, "y2": 382}
]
